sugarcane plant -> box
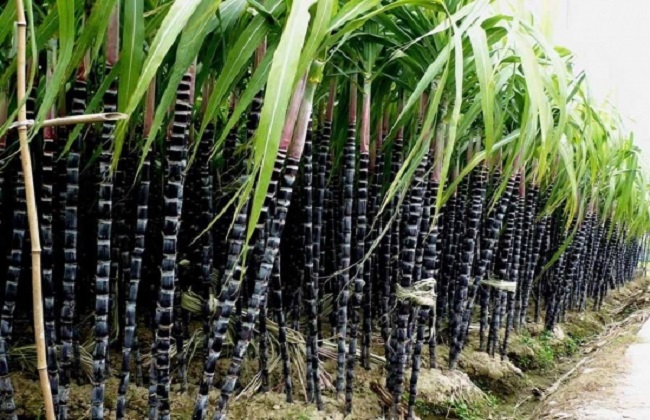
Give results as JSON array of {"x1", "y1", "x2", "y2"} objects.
[{"x1": 0, "y1": 1, "x2": 649, "y2": 420}]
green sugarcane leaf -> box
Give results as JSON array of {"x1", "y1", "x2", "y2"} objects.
[
  {"x1": 66, "y1": 0, "x2": 117, "y2": 78},
  {"x1": 144, "y1": 2, "x2": 171, "y2": 38},
  {"x1": 401, "y1": 0, "x2": 486, "y2": 50},
  {"x1": 209, "y1": 40, "x2": 277, "y2": 160},
  {"x1": 558, "y1": 135, "x2": 579, "y2": 225},
  {"x1": 62, "y1": 62, "x2": 121, "y2": 156},
  {"x1": 195, "y1": 0, "x2": 249, "y2": 87},
  {"x1": 128, "y1": 0, "x2": 204, "y2": 110},
  {"x1": 376, "y1": 61, "x2": 449, "y2": 221},
  {"x1": 328, "y1": 0, "x2": 378, "y2": 32},
  {"x1": 0, "y1": 2, "x2": 62, "y2": 98},
  {"x1": 211, "y1": 0, "x2": 248, "y2": 33},
  {"x1": 443, "y1": 129, "x2": 520, "y2": 204},
  {"x1": 296, "y1": 0, "x2": 334, "y2": 81},
  {"x1": 383, "y1": 3, "x2": 487, "y2": 144},
  {"x1": 113, "y1": 0, "x2": 205, "y2": 168},
  {"x1": 142, "y1": 0, "x2": 223, "y2": 167},
  {"x1": 197, "y1": 0, "x2": 285, "y2": 141},
  {"x1": 0, "y1": 2, "x2": 16, "y2": 49},
  {"x1": 435, "y1": 4, "x2": 465, "y2": 215},
  {"x1": 34, "y1": 0, "x2": 75, "y2": 128},
  {"x1": 468, "y1": 25, "x2": 495, "y2": 153},
  {"x1": 322, "y1": 0, "x2": 442, "y2": 52},
  {"x1": 384, "y1": 43, "x2": 451, "y2": 145},
  {"x1": 119, "y1": 0, "x2": 145, "y2": 111},
  {"x1": 19, "y1": 0, "x2": 37, "y2": 105},
  {"x1": 512, "y1": 29, "x2": 550, "y2": 182},
  {"x1": 246, "y1": 0, "x2": 315, "y2": 242}
]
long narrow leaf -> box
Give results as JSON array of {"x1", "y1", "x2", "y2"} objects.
[
  {"x1": 113, "y1": 0, "x2": 205, "y2": 167},
  {"x1": 118, "y1": 0, "x2": 144, "y2": 111},
  {"x1": 246, "y1": 0, "x2": 315, "y2": 241}
]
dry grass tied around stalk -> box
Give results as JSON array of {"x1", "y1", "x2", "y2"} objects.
[
  {"x1": 396, "y1": 278, "x2": 437, "y2": 306},
  {"x1": 483, "y1": 278, "x2": 518, "y2": 292}
]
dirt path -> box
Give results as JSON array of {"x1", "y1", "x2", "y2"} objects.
[
  {"x1": 533, "y1": 306, "x2": 650, "y2": 419},
  {"x1": 572, "y1": 318, "x2": 650, "y2": 419}
]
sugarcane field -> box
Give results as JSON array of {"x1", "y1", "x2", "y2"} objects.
[{"x1": 3, "y1": 0, "x2": 650, "y2": 419}]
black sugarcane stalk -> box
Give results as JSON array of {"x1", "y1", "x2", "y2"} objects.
[
  {"x1": 501, "y1": 179, "x2": 526, "y2": 358},
  {"x1": 378, "y1": 114, "x2": 391, "y2": 351},
  {"x1": 459, "y1": 169, "x2": 517, "y2": 353},
  {"x1": 270, "y1": 254, "x2": 293, "y2": 401},
  {"x1": 580, "y1": 202, "x2": 601, "y2": 311},
  {"x1": 336, "y1": 78, "x2": 357, "y2": 397},
  {"x1": 0, "y1": 100, "x2": 34, "y2": 420},
  {"x1": 302, "y1": 116, "x2": 316, "y2": 402},
  {"x1": 534, "y1": 185, "x2": 555, "y2": 322},
  {"x1": 410, "y1": 152, "x2": 441, "y2": 408},
  {"x1": 411, "y1": 103, "x2": 430, "y2": 290},
  {"x1": 42, "y1": 85, "x2": 59, "y2": 417},
  {"x1": 364, "y1": 114, "x2": 384, "y2": 370},
  {"x1": 487, "y1": 174, "x2": 520, "y2": 356},
  {"x1": 544, "y1": 217, "x2": 568, "y2": 331},
  {"x1": 572, "y1": 214, "x2": 593, "y2": 309},
  {"x1": 214, "y1": 153, "x2": 296, "y2": 419},
  {"x1": 477, "y1": 168, "x2": 502, "y2": 351},
  {"x1": 59, "y1": 71, "x2": 87, "y2": 419},
  {"x1": 327, "y1": 172, "x2": 340, "y2": 335},
  {"x1": 448, "y1": 162, "x2": 468, "y2": 331},
  {"x1": 215, "y1": 125, "x2": 239, "y2": 279},
  {"x1": 448, "y1": 139, "x2": 487, "y2": 369},
  {"x1": 391, "y1": 140, "x2": 427, "y2": 418},
  {"x1": 191, "y1": 108, "x2": 265, "y2": 420},
  {"x1": 314, "y1": 81, "x2": 335, "y2": 356},
  {"x1": 512, "y1": 181, "x2": 532, "y2": 330},
  {"x1": 517, "y1": 184, "x2": 541, "y2": 328},
  {"x1": 153, "y1": 67, "x2": 194, "y2": 420},
  {"x1": 427, "y1": 120, "x2": 446, "y2": 367},
  {"x1": 562, "y1": 218, "x2": 587, "y2": 318},
  {"x1": 200, "y1": 121, "x2": 216, "y2": 349},
  {"x1": 116, "y1": 152, "x2": 151, "y2": 419},
  {"x1": 34, "y1": 48, "x2": 58, "y2": 415},
  {"x1": 0, "y1": 91, "x2": 5, "y2": 237},
  {"x1": 436, "y1": 191, "x2": 456, "y2": 346},
  {"x1": 91, "y1": 57, "x2": 119, "y2": 419},
  {"x1": 191, "y1": 185, "x2": 251, "y2": 419},
  {"x1": 116, "y1": 81, "x2": 155, "y2": 420},
  {"x1": 212, "y1": 65, "x2": 321, "y2": 420},
  {"x1": 416, "y1": 178, "x2": 440, "y2": 371},
  {"x1": 408, "y1": 117, "x2": 441, "y2": 418},
  {"x1": 385, "y1": 104, "x2": 404, "y2": 395},
  {"x1": 345, "y1": 78, "x2": 370, "y2": 415},
  {"x1": 193, "y1": 77, "x2": 287, "y2": 420}
]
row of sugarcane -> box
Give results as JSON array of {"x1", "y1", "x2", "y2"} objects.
[{"x1": 0, "y1": 1, "x2": 649, "y2": 420}]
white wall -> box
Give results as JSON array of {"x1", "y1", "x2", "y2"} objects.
[{"x1": 529, "y1": 0, "x2": 650, "y2": 164}]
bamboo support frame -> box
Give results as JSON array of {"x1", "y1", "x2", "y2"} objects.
[
  {"x1": 11, "y1": 1, "x2": 123, "y2": 418},
  {"x1": 8, "y1": 111, "x2": 128, "y2": 130},
  {"x1": 14, "y1": 0, "x2": 56, "y2": 419}
]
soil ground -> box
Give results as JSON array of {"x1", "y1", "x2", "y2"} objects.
[{"x1": 8, "y1": 276, "x2": 650, "y2": 419}]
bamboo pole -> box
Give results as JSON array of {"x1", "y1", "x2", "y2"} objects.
[
  {"x1": 14, "y1": 0, "x2": 56, "y2": 418},
  {"x1": 8, "y1": 111, "x2": 128, "y2": 130}
]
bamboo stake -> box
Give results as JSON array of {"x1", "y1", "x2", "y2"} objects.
[
  {"x1": 14, "y1": 0, "x2": 56, "y2": 418},
  {"x1": 8, "y1": 111, "x2": 128, "y2": 130}
]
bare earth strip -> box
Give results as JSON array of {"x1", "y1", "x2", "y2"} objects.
[{"x1": 535, "y1": 305, "x2": 650, "y2": 419}]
